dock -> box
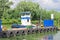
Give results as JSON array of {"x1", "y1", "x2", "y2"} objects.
[{"x1": 0, "y1": 27, "x2": 58, "y2": 38}]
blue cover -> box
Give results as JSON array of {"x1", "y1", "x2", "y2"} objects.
[
  {"x1": 12, "y1": 24, "x2": 27, "y2": 28},
  {"x1": 0, "y1": 20, "x2": 2, "y2": 32},
  {"x1": 11, "y1": 24, "x2": 35, "y2": 28},
  {"x1": 44, "y1": 20, "x2": 54, "y2": 27}
]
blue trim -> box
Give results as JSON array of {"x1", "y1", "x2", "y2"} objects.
[{"x1": 21, "y1": 17, "x2": 30, "y2": 19}]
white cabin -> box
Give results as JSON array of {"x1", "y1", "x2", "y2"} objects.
[{"x1": 21, "y1": 12, "x2": 31, "y2": 25}]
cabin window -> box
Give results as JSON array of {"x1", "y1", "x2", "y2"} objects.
[{"x1": 27, "y1": 19, "x2": 29, "y2": 22}]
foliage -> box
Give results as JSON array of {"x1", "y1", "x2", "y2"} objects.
[
  {"x1": 0, "y1": 0, "x2": 60, "y2": 26},
  {"x1": 0, "y1": 0, "x2": 13, "y2": 19},
  {"x1": 15, "y1": 1, "x2": 41, "y2": 20}
]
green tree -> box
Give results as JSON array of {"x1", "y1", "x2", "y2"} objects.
[
  {"x1": 0, "y1": 0, "x2": 12, "y2": 19},
  {"x1": 15, "y1": 1, "x2": 41, "y2": 20}
]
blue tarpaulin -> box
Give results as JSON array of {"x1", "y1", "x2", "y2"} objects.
[{"x1": 44, "y1": 20, "x2": 54, "y2": 27}]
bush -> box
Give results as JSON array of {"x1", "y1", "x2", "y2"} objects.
[{"x1": 32, "y1": 20, "x2": 39, "y2": 24}]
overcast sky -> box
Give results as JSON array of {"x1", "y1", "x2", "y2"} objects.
[{"x1": 9, "y1": 0, "x2": 60, "y2": 11}]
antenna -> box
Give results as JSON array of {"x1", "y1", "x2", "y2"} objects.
[{"x1": 40, "y1": 8, "x2": 42, "y2": 26}]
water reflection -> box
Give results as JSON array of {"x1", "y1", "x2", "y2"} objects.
[
  {"x1": 11, "y1": 31, "x2": 59, "y2": 40},
  {"x1": 40, "y1": 31, "x2": 60, "y2": 40},
  {"x1": 42, "y1": 34, "x2": 53, "y2": 40},
  {"x1": 35, "y1": 31, "x2": 57, "y2": 40},
  {"x1": 53, "y1": 31, "x2": 60, "y2": 40}
]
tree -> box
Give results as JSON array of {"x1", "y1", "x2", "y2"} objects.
[
  {"x1": 15, "y1": 1, "x2": 41, "y2": 20},
  {"x1": 0, "y1": 0, "x2": 12, "y2": 19}
]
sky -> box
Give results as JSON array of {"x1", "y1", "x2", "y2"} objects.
[
  {"x1": 9, "y1": 0, "x2": 60, "y2": 11},
  {"x1": 37, "y1": 0, "x2": 60, "y2": 11}
]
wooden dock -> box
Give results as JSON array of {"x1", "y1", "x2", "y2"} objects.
[{"x1": 0, "y1": 27, "x2": 58, "y2": 38}]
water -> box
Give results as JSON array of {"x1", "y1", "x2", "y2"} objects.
[{"x1": 0, "y1": 31, "x2": 60, "y2": 40}]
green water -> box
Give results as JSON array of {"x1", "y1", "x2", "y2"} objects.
[{"x1": 0, "y1": 31, "x2": 60, "y2": 40}]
